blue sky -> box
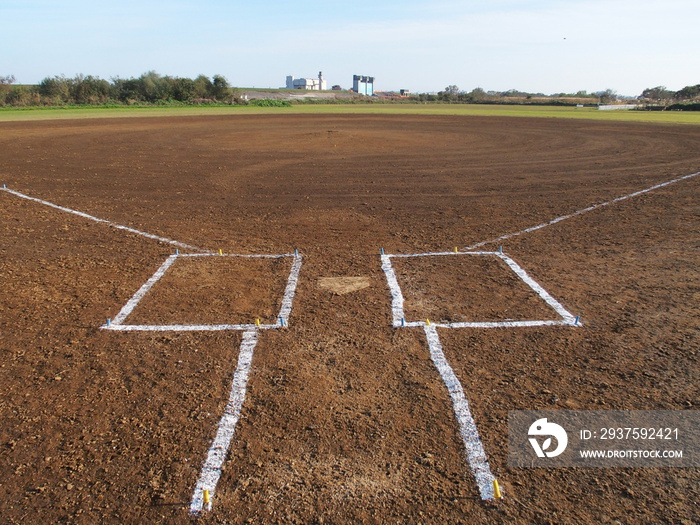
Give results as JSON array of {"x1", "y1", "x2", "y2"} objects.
[{"x1": 3, "y1": 0, "x2": 699, "y2": 96}]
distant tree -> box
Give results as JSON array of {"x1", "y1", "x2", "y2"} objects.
[
  {"x1": 674, "y1": 84, "x2": 700, "y2": 101},
  {"x1": 467, "y1": 87, "x2": 487, "y2": 102},
  {"x1": 641, "y1": 86, "x2": 673, "y2": 103},
  {"x1": 70, "y1": 74, "x2": 110, "y2": 104},
  {"x1": 192, "y1": 74, "x2": 213, "y2": 99},
  {"x1": 211, "y1": 75, "x2": 230, "y2": 100},
  {"x1": 438, "y1": 85, "x2": 461, "y2": 102},
  {"x1": 0, "y1": 75, "x2": 16, "y2": 105},
  {"x1": 39, "y1": 75, "x2": 71, "y2": 103},
  {"x1": 597, "y1": 89, "x2": 618, "y2": 104},
  {"x1": 172, "y1": 77, "x2": 197, "y2": 101}
]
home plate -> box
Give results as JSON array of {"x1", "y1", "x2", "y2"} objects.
[{"x1": 318, "y1": 276, "x2": 371, "y2": 295}]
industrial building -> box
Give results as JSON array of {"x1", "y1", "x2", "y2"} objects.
[
  {"x1": 285, "y1": 72, "x2": 327, "y2": 90},
  {"x1": 352, "y1": 75, "x2": 375, "y2": 96}
]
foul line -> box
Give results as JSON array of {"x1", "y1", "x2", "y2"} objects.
[
  {"x1": 190, "y1": 330, "x2": 258, "y2": 514},
  {"x1": 463, "y1": 171, "x2": 700, "y2": 251},
  {"x1": 424, "y1": 325, "x2": 496, "y2": 500},
  {"x1": 1, "y1": 186, "x2": 207, "y2": 253}
]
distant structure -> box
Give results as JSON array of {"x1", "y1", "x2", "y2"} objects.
[
  {"x1": 352, "y1": 75, "x2": 375, "y2": 96},
  {"x1": 286, "y1": 71, "x2": 327, "y2": 90}
]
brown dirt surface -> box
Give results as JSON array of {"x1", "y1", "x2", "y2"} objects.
[
  {"x1": 127, "y1": 256, "x2": 292, "y2": 326},
  {"x1": 392, "y1": 254, "x2": 557, "y2": 323},
  {"x1": 0, "y1": 114, "x2": 698, "y2": 524}
]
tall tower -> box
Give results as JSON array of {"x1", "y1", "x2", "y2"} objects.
[{"x1": 318, "y1": 71, "x2": 326, "y2": 91}]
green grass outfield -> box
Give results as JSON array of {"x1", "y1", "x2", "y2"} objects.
[{"x1": 1, "y1": 103, "x2": 699, "y2": 125}]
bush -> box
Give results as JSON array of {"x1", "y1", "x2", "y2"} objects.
[
  {"x1": 249, "y1": 99, "x2": 291, "y2": 107},
  {"x1": 665, "y1": 103, "x2": 700, "y2": 111}
]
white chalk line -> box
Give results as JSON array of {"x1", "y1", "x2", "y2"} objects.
[
  {"x1": 496, "y1": 252, "x2": 577, "y2": 324},
  {"x1": 102, "y1": 253, "x2": 303, "y2": 332},
  {"x1": 0, "y1": 186, "x2": 208, "y2": 253},
  {"x1": 380, "y1": 253, "x2": 406, "y2": 326},
  {"x1": 278, "y1": 254, "x2": 303, "y2": 324},
  {"x1": 190, "y1": 330, "x2": 258, "y2": 514},
  {"x1": 381, "y1": 249, "x2": 580, "y2": 499},
  {"x1": 109, "y1": 254, "x2": 178, "y2": 325},
  {"x1": 424, "y1": 325, "x2": 496, "y2": 500},
  {"x1": 382, "y1": 251, "x2": 578, "y2": 327},
  {"x1": 463, "y1": 171, "x2": 700, "y2": 251}
]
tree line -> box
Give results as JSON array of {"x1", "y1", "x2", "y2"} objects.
[
  {"x1": 1, "y1": 72, "x2": 699, "y2": 109},
  {"x1": 432, "y1": 84, "x2": 700, "y2": 107},
  {"x1": 0, "y1": 72, "x2": 235, "y2": 106}
]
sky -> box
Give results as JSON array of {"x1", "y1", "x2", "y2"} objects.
[{"x1": 3, "y1": 0, "x2": 699, "y2": 96}]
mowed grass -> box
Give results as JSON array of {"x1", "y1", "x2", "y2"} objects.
[{"x1": 1, "y1": 103, "x2": 699, "y2": 124}]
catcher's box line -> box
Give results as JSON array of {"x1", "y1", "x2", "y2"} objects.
[
  {"x1": 463, "y1": 170, "x2": 700, "y2": 251},
  {"x1": 424, "y1": 324, "x2": 496, "y2": 500},
  {"x1": 190, "y1": 330, "x2": 258, "y2": 514},
  {"x1": 1, "y1": 186, "x2": 208, "y2": 253}
]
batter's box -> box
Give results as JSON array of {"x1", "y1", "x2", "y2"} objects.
[
  {"x1": 381, "y1": 250, "x2": 578, "y2": 328},
  {"x1": 102, "y1": 252, "x2": 302, "y2": 331}
]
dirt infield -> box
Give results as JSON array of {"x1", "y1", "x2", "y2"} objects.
[{"x1": 1, "y1": 114, "x2": 698, "y2": 524}]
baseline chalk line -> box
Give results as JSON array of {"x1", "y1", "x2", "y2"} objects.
[
  {"x1": 190, "y1": 330, "x2": 258, "y2": 514},
  {"x1": 463, "y1": 171, "x2": 700, "y2": 251},
  {"x1": 424, "y1": 325, "x2": 497, "y2": 500},
  {"x1": 1, "y1": 186, "x2": 207, "y2": 253}
]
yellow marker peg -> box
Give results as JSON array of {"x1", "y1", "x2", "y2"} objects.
[
  {"x1": 203, "y1": 489, "x2": 211, "y2": 509},
  {"x1": 255, "y1": 318, "x2": 261, "y2": 327},
  {"x1": 218, "y1": 249, "x2": 223, "y2": 255},
  {"x1": 454, "y1": 246, "x2": 458, "y2": 253},
  {"x1": 493, "y1": 479, "x2": 502, "y2": 499},
  {"x1": 426, "y1": 319, "x2": 431, "y2": 326}
]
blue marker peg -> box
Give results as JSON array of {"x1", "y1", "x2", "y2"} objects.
[
  {"x1": 498, "y1": 246, "x2": 503, "y2": 254},
  {"x1": 107, "y1": 318, "x2": 111, "y2": 326},
  {"x1": 401, "y1": 318, "x2": 405, "y2": 327},
  {"x1": 175, "y1": 249, "x2": 179, "y2": 255},
  {"x1": 279, "y1": 317, "x2": 285, "y2": 327},
  {"x1": 380, "y1": 248, "x2": 385, "y2": 255},
  {"x1": 575, "y1": 316, "x2": 580, "y2": 325},
  {"x1": 294, "y1": 249, "x2": 299, "y2": 257}
]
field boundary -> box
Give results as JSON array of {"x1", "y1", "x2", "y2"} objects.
[{"x1": 2, "y1": 104, "x2": 700, "y2": 124}]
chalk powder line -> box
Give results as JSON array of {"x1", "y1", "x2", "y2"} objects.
[
  {"x1": 381, "y1": 249, "x2": 578, "y2": 499},
  {"x1": 380, "y1": 171, "x2": 699, "y2": 499},
  {"x1": 190, "y1": 330, "x2": 258, "y2": 513},
  {"x1": 2, "y1": 170, "x2": 697, "y2": 507},
  {"x1": 0, "y1": 187, "x2": 209, "y2": 253},
  {"x1": 463, "y1": 171, "x2": 700, "y2": 251},
  {"x1": 424, "y1": 324, "x2": 496, "y2": 500},
  {"x1": 0, "y1": 185, "x2": 307, "y2": 513},
  {"x1": 98, "y1": 250, "x2": 303, "y2": 513}
]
